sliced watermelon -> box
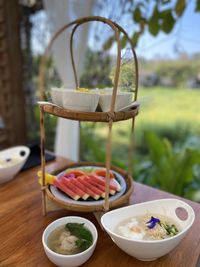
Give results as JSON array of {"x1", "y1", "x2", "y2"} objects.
[
  {"x1": 53, "y1": 179, "x2": 80, "y2": 200},
  {"x1": 71, "y1": 178, "x2": 88, "y2": 191},
  {"x1": 60, "y1": 177, "x2": 89, "y2": 200},
  {"x1": 77, "y1": 176, "x2": 102, "y2": 200},
  {"x1": 89, "y1": 174, "x2": 121, "y2": 192},
  {"x1": 70, "y1": 178, "x2": 101, "y2": 199},
  {"x1": 109, "y1": 178, "x2": 121, "y2": 192},
  {"x1": 83, "y1": 176, "x2": 106, "y2": 197},
  {"x1": 86, "y1": 175, "x2": 115, "y2": 195}
]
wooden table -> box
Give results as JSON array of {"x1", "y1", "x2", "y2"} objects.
[{"x1": 0, "y1": 157, "x2": 200, "y2": 267}]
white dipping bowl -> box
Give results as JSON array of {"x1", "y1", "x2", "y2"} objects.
[
  {"x1": 0, "y1": 146, "x2": 30, "y2": 184},
  {"x1": 62, "y1": 90, "x2": 99, "y2": 112},
  {"x1": 98, "y1": 91, "x2": 133, "y2": 112},
  {"x1": 42, "y1": 216, "x2": 98, "y2": 267},
  {"x1": 51, "y1": 88, "x2": 99, "y2": 112},
  {"x1": 101, "y1": 199, "x2": 195, "y2": 261},
  {"x1": 51, "y1": 87, "x2": 63, "y2": 107}
]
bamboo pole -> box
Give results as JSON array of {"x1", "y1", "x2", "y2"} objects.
[
  {"x1": 40, "y1": 106, "x2": 46, "y2": 215},
  {"x1": 104, "y1": 120, "x2": 113, "y2": 211},
  {"x1": 128, "y1": 117, "x2": 136, "y2": 175}
]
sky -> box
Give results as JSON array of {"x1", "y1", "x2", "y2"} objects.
[
  {"x1": 136, "y1": 0, "x2": 200, "y2": 59},
  {"x1": 31, "y1": 0, "x2": 200, "y2": 60}
]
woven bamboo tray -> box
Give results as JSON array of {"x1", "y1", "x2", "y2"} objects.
[
  {"x1": 38, "y1": 16, "x2": 139, "y2": 215},
  {"x1": 44, "y1": 162, "x2": 134, "y2": 212},
  {"x1": 41, "y1": 103, "x2": 139, "y2": 122}
]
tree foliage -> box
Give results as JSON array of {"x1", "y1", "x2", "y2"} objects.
[
  {"x1": 110, "y1": 63, "x2": 136, "y2": 91},
  {"x1": 80, "y1": 48, "x2": 112, "y2": 88},
  {"x1": 98, "y1": 0, "x2": 200, "y2": 48},
  {"x1": 135, "y1": 131, "x2": 200, "y2": 200}
]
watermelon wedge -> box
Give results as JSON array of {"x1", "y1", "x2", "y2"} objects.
[
  {"x1": 83, "y1": 176, "x2": 106, "y2": 197},
  {"x1": 84, "y1": 176, "x2": 115, "y2": 195},
  {"x1": 60, "y1": 177, "x2": 89, "y2": 200},
  {"x1": 89, "y1": 174, "x2": 121, "y2": 192},
  {"x1": 69, "y1": 178, "x2": 100, "y2": 198},
  {"x1": 53, "y1": 179, "x2": 80, "y2": 201},
  {"x1": 77, "y1": 176, "x2": 103, "y2": 199}
]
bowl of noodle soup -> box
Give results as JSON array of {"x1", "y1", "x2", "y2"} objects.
[{"x1": 101, "y1": 198, "x2": 195, "y2": 261}]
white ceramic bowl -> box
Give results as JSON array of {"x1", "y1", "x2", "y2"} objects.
[
  {"x1": 98, "y1": 91, "x2": 133, "y2": 112},
  {"x1": 51, "y1": 87, "x2": 63, "y2": 107},
  {"x1": 0, "y1": 146, "x2": 30, "y2": 184},
  {"x1": 101, "y1": 199, "x2": 195, "y2": 261},
  {"x1": 42, "y1": 216, "x2": 98, "y2": 267},
  {"x1": 51, "y1": 88, "x2": 99, "y2": 112},
  {"x1": 62, "y1": 90, "x2": 99, "y2": 112}
]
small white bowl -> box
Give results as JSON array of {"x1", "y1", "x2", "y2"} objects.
[
  {"x1": 62, "y1": 90, "x2": 99, "y2": 112},
  {"x1": 101, "y1": 199, "x2": 195, "y2": 261},
  {"x1": 42, "y1": 216, "x2": 98, "y2": 267},
  {"x1": 51, "y1": 87, "x2": 63, "y2": 107},
  {"x1": 98, "y1": 91, "x2": 133, "y2": 112},
  {"x1": 0, "y1": 146, "x2": 30, "y2": 184},
  {"x1": 51, "y1": 88, "x2": 99, "y2": 112}
]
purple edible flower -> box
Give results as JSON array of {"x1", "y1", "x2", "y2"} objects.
[
  {"x1": 146, "y1": 216, "x2": 160, "y2": 229},
  {"x1": 63, "y1": 173, "x2": 75, "y2": 179}
]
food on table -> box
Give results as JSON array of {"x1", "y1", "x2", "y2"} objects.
[
  {"x1": 65, "y1": 169, "x2": 85, "y2": 177},
  {"x1": 94, "y1": 169, "x2": 115, "y2": 179},
  {"x1": 76, "y1": 88, "x2": 89, "y2": 92},
  {"x1": 76, "y1": 176, "x2": 104, "y2": 200},
  {"x1": 37, "y1": 168, "x2": 122, "y2": 201},
  {"x1": 60, "y1": 176, "x2": 89, "y2": 200},
  {"x1": 48, "y1": 222, "x2": 93, "y2": 255},
  {"x1": 115, "y1": 214, "x2": 180, "y2": 241},
  {"x1": 53, "y1": 179, "x2": 80, "y2": 201}
]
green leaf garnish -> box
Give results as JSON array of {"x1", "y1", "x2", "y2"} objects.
[
  {"x1": 160, "y1": 222, "x2": 179, "y2": 236},
  {"x1": 65, "y1": 223, "x2": 93, "y2": 251}
]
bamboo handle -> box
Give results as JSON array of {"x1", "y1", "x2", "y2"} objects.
[
  {"x1": 69, "y1": 17, "x2": 121, "y2": 112},
  {"x1": 38, "y1": 16, "x2": 139, "y2": 104}
]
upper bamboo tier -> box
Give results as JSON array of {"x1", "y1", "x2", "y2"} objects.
[
  {"x1": 40, "y1": 103, "x2": 139, "y2": 122},
  {"x1": 39, "y1": 16, "x2": 139, "y2": 122}
]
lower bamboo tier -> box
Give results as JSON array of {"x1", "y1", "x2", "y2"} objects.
[
  {"x1": 44, "y1": 162, "x2": 134, "y2": 212},
  {"x1": 41, "y1": 103, "x2": 139, "y2": 122}
]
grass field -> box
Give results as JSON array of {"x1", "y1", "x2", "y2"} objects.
[
  {"x1": 80, "y1": 87, "x2": 200, "y2": 163},
  {"x1": 136, "y1": 87, "x2": 200, "y2": 130}
]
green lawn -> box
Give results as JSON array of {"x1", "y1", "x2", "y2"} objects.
[
  {"x1": 80, "y1": 87, "x2": 200, "y2": 201},
  {"x1": 81, "y1": 87, "x2": 200, "y2": 162},
  {"x1": 137, "y1": 87, "x2": 200, "y2": 129}
]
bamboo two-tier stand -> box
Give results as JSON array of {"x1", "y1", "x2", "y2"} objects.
[{"x1": 38, "y1": 16, "x2": 139, "y2": 216}]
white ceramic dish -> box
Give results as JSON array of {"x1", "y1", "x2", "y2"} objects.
[
  {"x1": 50, "y1": 166, "x2": 126, "y2": 206},
  {"x1": 51, "y1": 87, "x2": 63, "y2": 107},
  {"x1": 42, "y1": 216, "x2": 98, "y2": 267},
  {"x1": 0, "y1": 146, "x2": 30, "y2": 184},
  {"x1": 51, "y1": 87, "x2": 133, "y2": 112},
  {"x1": 101, "y1": 198, "x2": 195, "y2": 261},
  {"x1": 118, "y1": 101, "x2": 140, "y2": 112},
  {"x1": 51, "y1": 88, "x2": 99, "y2": 112},
  {"x1": 62, "y1": 90, "x2": 99, "y2": 112},
  {"x1": 97, "y1": 91, "x2": 133, "y2": 112}
]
